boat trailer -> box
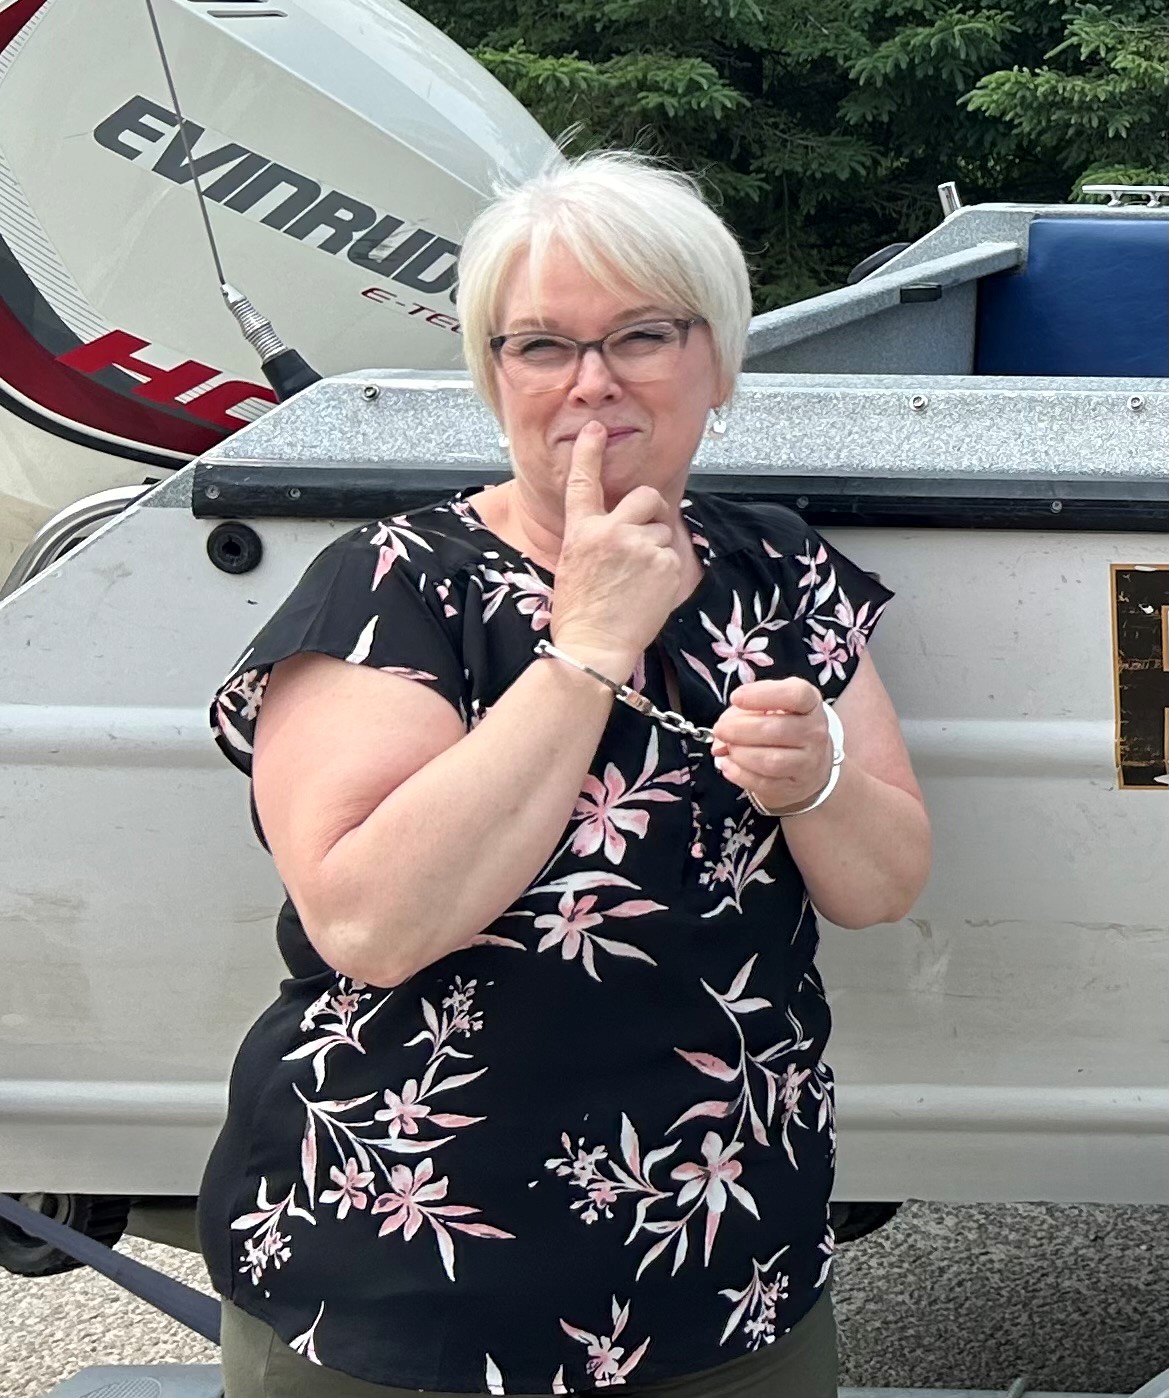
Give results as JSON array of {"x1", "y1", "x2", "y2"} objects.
[{"x1": 4, "y1": 1196, "x2": 1165, "y2": 1398}]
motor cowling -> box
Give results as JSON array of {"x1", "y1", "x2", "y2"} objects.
[{"x1": 0, "y1": 0, "x2": 554, "y2": 575}]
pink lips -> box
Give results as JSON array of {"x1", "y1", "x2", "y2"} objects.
[{"x1": 563, "y1": 427, "x2": 638, "y2": 443}]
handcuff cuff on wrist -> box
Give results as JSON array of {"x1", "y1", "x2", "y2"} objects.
[{"x1": 533, "y1": 638, "x2": 845, "y2": 818}]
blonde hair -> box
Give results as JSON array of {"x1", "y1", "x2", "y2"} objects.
[{"x1": 456, "y1": 150, "x2": 752, "y2": 414}]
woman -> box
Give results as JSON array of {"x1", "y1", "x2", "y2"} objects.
[{"x1": 202, "y1": 150, "x2": 931, "y2": 1397}]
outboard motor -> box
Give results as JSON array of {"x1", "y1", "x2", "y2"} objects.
[{"x1": 0, "y1": 0, "x2": 554, "y2": 576}]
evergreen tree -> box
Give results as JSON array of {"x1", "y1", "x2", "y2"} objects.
[{"x1": 413, "y1": 0, "x2": 1168, "y2": 306}]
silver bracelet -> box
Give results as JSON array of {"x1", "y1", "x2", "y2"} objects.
[
  {"x1": 746, "y1": 702, "x2": 846, "y2": 818},
  {"x1": 533, "y1": 639, "x2": 716, "y2": 745}
]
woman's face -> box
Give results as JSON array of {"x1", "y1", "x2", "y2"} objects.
[{"x1": 493, "y1": 244, "x2": 726, "y2": 513}]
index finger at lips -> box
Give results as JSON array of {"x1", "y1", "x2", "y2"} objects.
[
  {"x1": 563, "y1": 421, "x2": 608, "y2": 526},
  {"x1": 731, "y1": 677, "x2": 822, "y2": 715}
]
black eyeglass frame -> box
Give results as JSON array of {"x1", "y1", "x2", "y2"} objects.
[{"x1": 488, "y1": 317, "x2": 707, "y2": 385}]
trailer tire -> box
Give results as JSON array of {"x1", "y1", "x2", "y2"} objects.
[
  {"x1": 829, "y1": 1200, "x2": 902, "y2": 1244},
  {"x1": 0, "y1": 1192, "x2": 130, "y2": 1277}
]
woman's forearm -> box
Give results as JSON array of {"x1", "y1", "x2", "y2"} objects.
[
  {"x1": 313, "y1": 656, "x2": 618, "y2": 985},
  {"x1": 780, "y1": 759, "x2": 931, "y2": 929}
]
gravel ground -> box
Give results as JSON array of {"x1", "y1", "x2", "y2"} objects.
[{"x1": 1, "y1": 1203, "x2": 1166, "y2": 1397}]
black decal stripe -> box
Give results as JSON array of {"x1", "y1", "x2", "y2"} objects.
[
  {"x1": 0, "y1": 228, "x2": 142, "y2": 394},
  {"x1": 0, "y1": 229, "x2": 220, "y2": 454},
  {"x1": 0, "y1": 380, "x2": 183, "y2": 473}
]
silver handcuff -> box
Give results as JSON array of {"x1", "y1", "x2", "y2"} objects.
[{"x1": 534, "y1": 639, "x2": 845, "y2": 817}]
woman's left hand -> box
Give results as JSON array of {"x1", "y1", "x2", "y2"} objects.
[{"x1": 710, "y1": 678, "x2": 833, "y2": 814}]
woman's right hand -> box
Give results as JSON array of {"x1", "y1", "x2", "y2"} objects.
[{"x1": 549, "y1": 420, "x2": 683, "y2": 681}]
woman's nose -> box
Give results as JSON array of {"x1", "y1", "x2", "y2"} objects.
[{"x1": 568, "y1": 346, "x2": 621, "y2": 402}]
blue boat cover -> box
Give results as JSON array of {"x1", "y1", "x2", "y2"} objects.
[{"x1": 975, "y1": 216, "x2": 1169, "y2": 377}]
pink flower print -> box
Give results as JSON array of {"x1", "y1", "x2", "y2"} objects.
[
  {"x1": 704, "y1": 853, "x2": 736, "y2": 887},
  {"x1": 441, "y1": 976, "x2": 484, "y2": 1036},
  {"x1": 319, "y1": 1158, "x2": 374, "y2": 1220},
  {"x1": 546, "y1": 1138, "x2": 608, "y2": 1189},
  {"x1": 796, "y1": 543, "x2": 828, "y2": 589},
  {"x1": 589, "y1": 1179, "x2": 619, "y2": 1208},
  {"x1": 371, "y1": 1160, "x2": 450, "y2": 1240},
  {"x1": 240, "y1": 1238, "x2": 268, "y2": 1284},
  {"x1": 566, "y1": 1144, "x2": 607, "y2": 1186},
  {"x1": 535, "y1": 893, "x2": 604, "y2": 962},
  {"x1": 776, "y1": 1064, "x2": 816, "y2": 1166},
  {"x1": 808, "y1": 629, "x2": 848, "y2": 683},
  {"x1": 816, "y1": 1228, "x2": 835, "y2": 1289},
  {"x1": 371, "y1": 1160, "x2": 514, "y2": 1278},
  {"x1": 330, "y1": 993, "x2": 360, "y2": 1019},
  {"x1": 527, "y1": 883, "x2": 661, "y2": 980},
  {"x1": 237, "y1": 671, "x2": 265, "y2": 721},
  {"x1": 214, "y1": 669, "x2": 268, "y2": 754},
  {"x1": 572, "y1": 770, "x2": 651, "y2": 864},
  {"x1": 582, "y1": 1177, "x2": 620, "y2": 1225},
  {"x1": 719, "y1": 1248, "x2": 792, "y2": 1349},
  {"x1": 374, "y1": 1079, "x2": 432, "y2": 1137},
  {"x1": 833, "y1": 595, "x2": 875, "y2": 656},
  {"x1": 779, "y1": 1064, "x2": 812, "y2": 1117},
  {"x1": 369, "y1": 519, "x2": 431, "y2": 589},
  {"x1": 585, "y1": 1336, "x2": 625, "y2": 1383},
  {"x1": 261, "y1": 1229, "x2": 292, "y2": 1268},
  {"x1": 299, "y1": 989, "x2": 332, "y2": 1033},
  {"x1": 506, "y1": 569, "x2": 554, "y2": 630},
  {"x1": 289, "y1": 1303, "x2": 325, "y2": 1364},
  {"x1": 702, "y1": 595, "x2": 775, "y2": 686},
  {"x1": 670, "y1": 1132, "x2": 759, "y2": 1263},
  {"x1": 571, "y1": 728, "x2": 686, "y2": 865},
  {"x1": 435, "y1": 579, "x2": 458, "y2": 618},
  {"x1": 231, "y1": 1178, "x2": 313, "y2": 1284},
  {"x1": 560, "y1": 1298, "x2": 651, "y2": 1387}
]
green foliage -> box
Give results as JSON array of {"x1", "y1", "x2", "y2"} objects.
[
  {"x1": 963, "y1": 4, "x2": 1168, "y2": 180},
  {"x1": 413, "y1": 0, "x2": 1169, "y2": 307}
]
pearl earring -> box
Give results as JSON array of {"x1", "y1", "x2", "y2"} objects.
[
  {"x1": 498, "y1": 432, "x2": 510, "y2": 452},
  {"x1": 708, "y1": 406, "x2": 728, "y2": 438}
]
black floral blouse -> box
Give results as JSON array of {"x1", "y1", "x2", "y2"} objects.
[{"x1": 200, "y1": 488, "x2": 893, "y2": 1392}]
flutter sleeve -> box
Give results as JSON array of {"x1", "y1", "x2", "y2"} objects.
[
  {"x1": 210, "y1": 521, "x2": 468, "y2": 777},
  {"x1": 760, "y1": 507, "x2": 895, "y2": 702}
]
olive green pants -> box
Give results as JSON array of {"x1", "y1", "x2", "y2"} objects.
[{"x1": 219, "y1": 1291, "x2": 837, "y2": 1398}]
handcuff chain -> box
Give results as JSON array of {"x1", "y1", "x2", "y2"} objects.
[
  {"x1": 535, "y1": 640, "x2": 844, "y2": 817},
  {"x1": 653, "y1": 707, "x2": 716, "y2": 744},
  {"x1": 535, "y1": 640, "x2": 715, "y2": 744}
]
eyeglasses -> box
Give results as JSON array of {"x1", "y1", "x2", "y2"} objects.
[{"x1": 489, "y1": 317, "x2": 706, "y2": 394}]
